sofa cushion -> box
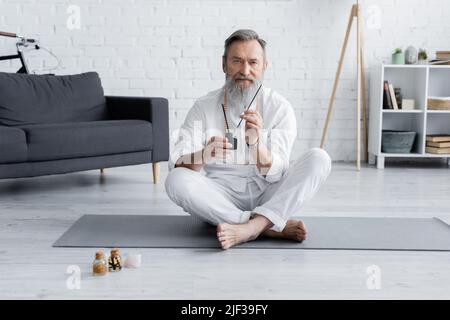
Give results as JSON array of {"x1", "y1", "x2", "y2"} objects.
[
  {"x1": 0, "y1": 72, "x2": 107, "y2": 126},
  {"x1": 20, "y1": 120, "x2": 153, "y2": 162},
  {"x1": 0, "y1": 126, "x2": 28, "y2": 164}
]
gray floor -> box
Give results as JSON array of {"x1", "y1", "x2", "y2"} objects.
[{"x1": 1, "y1": 161, "x2": 450, "y2": 299}]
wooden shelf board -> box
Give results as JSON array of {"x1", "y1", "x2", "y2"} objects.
[
  {"x1": 427, "y1": 110, "x2": 450, "y2": 113},
  {"x1": 429, "y1": 65, "x2": 450, "y2": 69},
  {"x1": 423, "y1": 153, "x2": 450, "y2": 157},
  {"x1": 382, "y1": 109, "x2": 423, "y2": 113},
  {"x1": 383, "y1": 64, "x2": 427, "y2": 69},
  {"x1": 380, "y1": 152, "x2": 450, "y2": 158},
  {"x1": 383, "y1": 64, "x2": 450, "y2": 69},
  {"x1": 379, "y1": 152, "x2": 423, "y2": 157}
]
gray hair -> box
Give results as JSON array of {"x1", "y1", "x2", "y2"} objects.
[{"x1": 223, "y1": 29, "x2": 267, "y2": 60}]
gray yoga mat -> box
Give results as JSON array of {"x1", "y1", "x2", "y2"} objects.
[{"x1": 53, "y1": 215, "x2": 450, "y2": 251}]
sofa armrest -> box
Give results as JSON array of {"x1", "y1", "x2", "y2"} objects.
[{"x1": 105, "y1": 96, "x2": 169, "y2": 162}]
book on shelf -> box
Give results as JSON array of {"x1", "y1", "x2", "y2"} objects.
[
  {"x1": 425, "y1": 146, "x2": 450, "y2": 154},
  {"x1": 383, "y1": 81, "x2": 393, "y2": 109},
  {"x1": 426, "y1": 135, "x2": 450, "y2": 143},
  {"x1": 388, "y1": 83, "x2": 398, "y2": 110},
  {"x1": 436, "y1": 51, "x2": 450, "y2": 60},
  {"x1": 429, "y1": 59, "x2": 450, "y2": 65},
  {"x1": 427, "y1": 141, "x2": 450, "y2": 148}
]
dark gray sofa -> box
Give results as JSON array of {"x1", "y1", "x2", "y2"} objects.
[{"x1": 0, "y1": 71, "x2": 169, "y2": 183}]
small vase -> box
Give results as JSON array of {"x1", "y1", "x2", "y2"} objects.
[
  {"x1": 405, "y1": 46, "x2": 418, "y2": 64},
  {"x1": 392, "y1": 52, "x2": 405, "y2": 65}
]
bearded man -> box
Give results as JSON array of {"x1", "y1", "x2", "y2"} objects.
[{"x1": 165, "y1": 29, "x2": 331, "y2": 249}]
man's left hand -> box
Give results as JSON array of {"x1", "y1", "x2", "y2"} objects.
[{"x1": 241, "y1": 109, "x2": 263, "y2": 146}]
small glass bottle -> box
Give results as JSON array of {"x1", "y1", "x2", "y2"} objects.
[
  {"x1": 92, "y1": 251, "x2": 107, "y2": 276},
  {"x1": 108, "y1": 248, "x2": 122, "y2": 272}
]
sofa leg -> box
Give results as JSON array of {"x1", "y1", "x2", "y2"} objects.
[
  {"x1": 100, "y1": 168, "x2": 105, "y2": 174},
  {"x1": 152, "y1": 162, "x2": 160, "y2": 184}
]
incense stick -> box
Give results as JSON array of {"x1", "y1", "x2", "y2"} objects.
[
  {"x1": 221, "y1": 103, "x2": 230, "y2": 132},
  {"x1": 236, "y1": 83, "x2": 262, "y2": 128}
]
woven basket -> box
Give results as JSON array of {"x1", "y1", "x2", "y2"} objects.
[{"x1": 428, "y1": 97, "x2": 450, "y2": 110}]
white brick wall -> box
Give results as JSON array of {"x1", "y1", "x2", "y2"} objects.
[{"x1": 1, "y1": 0, "x2": 449, "y2": 161}]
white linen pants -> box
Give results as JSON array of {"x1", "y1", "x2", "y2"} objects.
[{"x1": 165, "y1": 148, "x2": 331, "y2": 232}]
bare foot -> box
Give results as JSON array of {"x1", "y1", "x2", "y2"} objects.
[
  {"x1": 263, "y1": 220, "x2": 307, "y2": 242},
  {"x1": 216, "y1": 223, "x2": 260, "y2": 250}
]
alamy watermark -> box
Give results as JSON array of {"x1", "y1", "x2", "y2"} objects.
[
  {"x1": 366, "y1": 265, "x2": 381, "y2": 290},
  {"x1": 66, "y1": 265, "x2": 81, "y2": 290},
  {"x1": 66, "y1": 5, "x2": 81, "y2": 30}
]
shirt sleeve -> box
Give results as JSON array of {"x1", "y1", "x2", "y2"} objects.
[
  {"x1": 168, "y1": 102, "x2": 205, "y2": 171},
  {"x1": 256, "y1": 100, "x2": 297, "y2": 183}
]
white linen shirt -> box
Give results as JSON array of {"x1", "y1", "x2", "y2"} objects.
[{"x1": 168, "y1": 86, "x2": 297, "y2": 193}]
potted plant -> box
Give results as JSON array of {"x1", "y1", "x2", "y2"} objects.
[
  {"x1": 392, "y1": 48, "x2": 405, "y2": 64},
  {"x1": 418, "y1": 49, "x2": 428, "y2": 64}
]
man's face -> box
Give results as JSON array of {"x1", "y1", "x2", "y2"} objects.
[{"x1": 223, "y1": 39, "x2": 267, "y2": 91}]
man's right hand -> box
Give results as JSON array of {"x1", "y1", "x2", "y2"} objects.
[
  {"x1": 174, "y1": 136, "x2": 233, "y2": 171},
  {"x1": 203, "y1": 136, "x2": 234, "y2": 164}
]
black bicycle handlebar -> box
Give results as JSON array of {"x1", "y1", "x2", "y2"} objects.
[
  {"x1": 0, "y1": 31, "x2": 17, "y2": 38},
  {"x1": 0, "y1": 31, "x2": 37, "y2": 44}
]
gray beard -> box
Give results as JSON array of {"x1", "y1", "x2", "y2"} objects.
[{"x1": 224, "y1": 75, "x2": 263, "y2": 111}]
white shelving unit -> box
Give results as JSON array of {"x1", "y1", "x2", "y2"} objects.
[{"x1": 369, "y1": 64, "x2": 450, "y2": 169}]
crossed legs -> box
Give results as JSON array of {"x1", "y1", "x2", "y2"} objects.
[
  {"x1": 165, "y1": 148, "x2": 331, "y2": 249},
  {"x1": 216, "y1": 148, "x2": 331, "y2": 248}
]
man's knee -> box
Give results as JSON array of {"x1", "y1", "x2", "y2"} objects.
[
  {"x1": 165, "y1": 167, "x2": 198, "y2": 200},
  {"x1": 310, "y1": 147, "x2": 331, "y2": 169},
  {"x1": 296, "y1": 147, "x2": 332, "y2": 176}
]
